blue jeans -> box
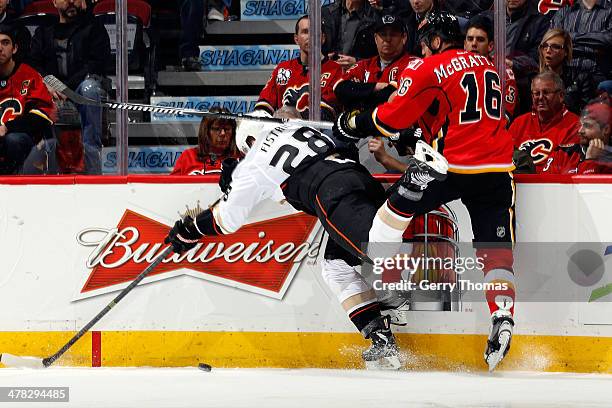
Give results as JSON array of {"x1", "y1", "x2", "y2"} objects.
[
  {"x1": 76, "y1": 77, "x2": 106, "y2": 174},
  {"x1": 0, "y1": 132, "x2": 34, "y2": 174},
  {"x1": 179, "y1": 0, "x2": 205, "y2": 59}
]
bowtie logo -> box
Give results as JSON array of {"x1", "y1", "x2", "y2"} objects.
[{"x1": 75, "y1": 209, "x2": 321, "y2": 300}]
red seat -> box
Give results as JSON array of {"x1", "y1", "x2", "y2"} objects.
[
  {"x1": 21, "y1": 0, "x2": 59, "y2": 16},
  {"x1": 93, "y1": 0, "x2": 152, "y2": 28}
]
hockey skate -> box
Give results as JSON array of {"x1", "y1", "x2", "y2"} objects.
[
  {"x1": 361, "y1": 316, "x2": 402, "y2": 370},
  {"x1": 484, "y1": 311, "x2": 514, "y2": 372},
  {"x1": 378, "y1": 290, "x2": 410, "y2": 326},
  {"x1": 396, "y1": 141, "x2": 448, "y2": 201}
]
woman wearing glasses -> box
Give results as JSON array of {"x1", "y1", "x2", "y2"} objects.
[
  {"x1": 171, "y1": 107, "x2": 241, "y2": 175},
  {"x1": 538, "y1": 28, "x2": 593, "y2": 114}
]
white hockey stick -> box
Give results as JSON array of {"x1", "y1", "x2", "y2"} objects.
[{"x1": 43, "y1": 75, "x2": 334, "y2": 130}]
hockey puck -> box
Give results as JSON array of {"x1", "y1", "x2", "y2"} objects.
[{"x1": 198, "y1": 362, "x2": 212, "y2": 372}]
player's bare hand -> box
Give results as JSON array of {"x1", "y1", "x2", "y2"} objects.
[
  {"x1": 335, "y1": 54, "x2": 356, "y2": 69},
  {"x1": 586, "y1": 138, "x2": 605, "y2": 160},
  {"x1": 0, "y1": 125, "x2": 7, "y2": 137},
  {"x1": 368, "y1": 0, "x2": 382, "y2": 9}
]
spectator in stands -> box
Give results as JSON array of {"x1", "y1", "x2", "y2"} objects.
[
  {"x1": 550, "y1": 0, "x2": 612, "y2": 112},
  {"x1": 544, "y1": 100, "x2": 612, "y2": 174},
  {"x1": 0, "y1": 23, "x2": 55, "y2": 175},
  {"x1": 0, "y1": 0, "x2": 30, "y2": 61},
  {"x1": 335, "y1": 13, "x2": 416, "y2": 111},
  {"x1": 322, "y1": 0, "x2": 379, "y2": 68},
  {"x1": 502, "y1": 0, "x2": 548, "y2": 115},
  {"x1": 171, "y1": 108, "x2": 240, "y2": 175},
  {"x1": 405, "y1": 0, "x2": 438, "y2": 55},
  {"x1": 464, "y1": 14, "x2": 518, "y2": 121},
  {"x1": 253, "y1": 15, "x2": 343, "y2": 121},
  {"x1": 28, "y1": 0, "x2": 111, "y2": 175},
  {"x1": 538, "y1": 28, "x2": 587, "y2": 114},
  {"x1": 509, "y1": 71, "x2": 580, "y2": 173}
]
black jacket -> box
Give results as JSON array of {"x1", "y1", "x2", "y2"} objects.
[
  {"x1": 28, "y1": 12, "x2": 110, "y2": 90},
  {"x1": 322, "y1": 2, "x2": 379, "y2": 60}
]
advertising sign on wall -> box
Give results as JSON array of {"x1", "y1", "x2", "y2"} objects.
[
  {"x1": 150, "y1": 96, "x2": 258, "y2": 122},
  {"x1": 240, "y1": 0, "x2": 335, "y2": 20},
  {"x1": 102, "y1": 146, "x2": 189, "y2": 174},
  {"x1": 198, "y1": 45, "x2": 299, "y2": 71}
]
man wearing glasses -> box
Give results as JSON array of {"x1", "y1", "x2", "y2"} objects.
[{"x1": 509, "y1": 71, "x2": 580, "y2": 173}]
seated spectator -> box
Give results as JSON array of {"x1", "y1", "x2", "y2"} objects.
[
  {"x1": 171, "y1": 108, "x2": 240, "y2": 175},
  {"x1": 404, "y1": 0, "x2": 439, "y2": 55},
  {"x1": 544, "y1": 100, "x2": 611, "y2": 174},
  {"x1": 322, "y1": 0, "x2": 379, "y2": 68},
  {"x1": 28, "y1": 0, "x2": 111, "y2": 175},
  {"x1": 253, "y1": 15, "x2": 343, "y2": 121},
  {"x1": 539, "y1": 28, "x2": 600, "y2": 114},
  {"x1": 597, "y1": 81, "x2": 612, "y2": 104},
  {"x1": 0, "y1": 0, "x2": 30, "y2": 61},
  {"x1": 509, "y1": 71, "x2": 580, "y2": 173},
  {"x1": 464, "y1": 14, "x2": 518, "y2": 121},
  {"x1": 550, "y1": 0, "x2": 611, "y2": 110},
  {"x1": 335, "y1": 13, "x2": 417, "y2": 111},
  {"x1": 0, "y1": 23, "x2": 55, "y2": 175}
]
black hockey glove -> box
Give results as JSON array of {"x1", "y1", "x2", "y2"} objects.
[
  {"x1": 333, "y1": 110, "x2": 367, "y2": 143},
  {"x1": 164, "y1": 216, "x2": 203, "y2": 254},
  {"x1": 219, "y1": 157, "x2": 239, "y2": 194}
]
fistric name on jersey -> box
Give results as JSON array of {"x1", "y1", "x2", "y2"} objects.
[
  {"x1": 260, "y1": 125, "x2": 286, "y2": 152},
  {"x1": 434, "y1": 53, "x2": 494, "y2": 83}
]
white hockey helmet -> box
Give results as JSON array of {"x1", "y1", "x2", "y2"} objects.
[{"x1": 235, "y1": 110, "x2": 274, "y2": 154}]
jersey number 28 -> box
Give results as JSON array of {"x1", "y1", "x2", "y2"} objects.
[{"x1": 269, "y1": 127, "x2": 333, "y2": 174}]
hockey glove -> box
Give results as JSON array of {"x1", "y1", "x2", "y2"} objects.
[
  {"x1": 219, "y1": 157, "x2": 239, "y2": 194},
  {"x1": 164, "y1": 216, "x2": 203, "y2": 254},
  {"x1": 333, "y1": 110, "x2": 367, "y2": 143}
]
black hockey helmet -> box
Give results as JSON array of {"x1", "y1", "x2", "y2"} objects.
[{"x1": 417, "y1": 10, "x2": 463, "y2": 52}]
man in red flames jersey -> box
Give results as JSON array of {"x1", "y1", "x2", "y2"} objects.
[
  {"x1": 509, "y1": 71, "x2": 580, "y2": 173},
  {"x1": 334, "y1": 13, "x2": 418, "y2": 111},
  {"x1": 334, "y1": 11, "x2": 516, "y2": 371},
  {"x1": 0, "y1": 24, "x2": 54, "y2": 174},
  {"x1": 254, "y1": 15, "x2": 343, "y2": 121}
]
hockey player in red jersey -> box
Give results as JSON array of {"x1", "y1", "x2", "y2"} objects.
[
  {"x1": 335, "y1": 11, "x2": 516, "y2": 371},
  {"x1": 254, "y1": 15, "x2": 343, "y2": 121},
  {"x1": 0, "y1": 24, "x2": 54, "y2": 174},
  {"x1": 463, "y1": 15, "x2": 518, "y2": 122}
]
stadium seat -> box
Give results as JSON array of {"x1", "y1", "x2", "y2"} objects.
[
  {"x1": 16, "y1": 0, "x2": 59, "y2": 37},
  {"x1": 93, "y1": 0, "x2": 156, "y2": 97}
]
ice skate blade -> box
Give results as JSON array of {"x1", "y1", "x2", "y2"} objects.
[
  {"x1": 486, "y1": 331, "x2": 511, "y2": 372},
  {"x1": 365, "y1": 355, "x2": 402, "y2": 370},
  {"x1": 382, "y1": 309, "x2": 409, "y2": 326}
]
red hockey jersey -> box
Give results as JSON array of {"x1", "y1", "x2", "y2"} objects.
[
  {"x1": 510, "y1": 108, "x2": 579, "y2": 173},
  {"x1": 341, "y1": 52, "x2": 417, "y2": 87},
  {"x1": 0, "y1": 62, "x2": 54, "y2": 139},
  {"x1": 373, "y1": 49, "x2": 514, "y2": 173},
  {"x1": 255, "y1": 58, "x2": 343, "y2": 119},
  {"x1": 171, "y1": 148, "x2": 238, "y2": 176},
  {"x1": 543, "y1": 144, "x2": 612, "y2": 174}
]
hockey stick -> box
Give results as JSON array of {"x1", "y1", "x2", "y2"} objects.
[
  {"x1": 43, "y1": 75, "x2": 334, "y2": 130},
  {"x1": 0, "y1": 246, "x2": 173, "y2": 368}
]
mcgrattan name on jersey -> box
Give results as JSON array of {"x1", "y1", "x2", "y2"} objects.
[{"x1": 433, "y1": 53, "x2": 494, "y2": 83}]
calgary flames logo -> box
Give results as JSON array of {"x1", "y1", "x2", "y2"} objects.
[
  {"x1": 519, "y1": 138, "x2": 553, "y2": 163},
  {"x1": 538, "y1": 0, "x2": 572, "y2": 14},
  {"x1": 283, "y1": 84, "x2": 310, "y2": 113},
  {"x1": 76, "y1": 209, "x2": 321, "y2": 300}
]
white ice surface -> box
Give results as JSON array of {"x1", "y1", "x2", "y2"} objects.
[{"x1": 0, "y1": 368, "x2": 610, "y2": 408}]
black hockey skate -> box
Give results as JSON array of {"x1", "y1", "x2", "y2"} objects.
[
  {"x1": 361, "y1": 316, "x2": 402, "y2": 370},
  {"x1": 396, "y1": 141, "x2": 448, "y2": 201},
  {"x1": 378, "y1": 291, "x2": 410, "y2": 326},
  {"x1": 484, "y1": 312, "x2": 514, "y2": 371}
]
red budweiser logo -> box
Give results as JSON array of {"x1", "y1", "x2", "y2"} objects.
[{"x1": 76, "y1": 209, "x2": 321, "y2": 299}]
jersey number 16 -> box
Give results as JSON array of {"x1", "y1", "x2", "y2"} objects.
[{"x1": 459, "y1": 70, "x2": 502, "y2": 124}]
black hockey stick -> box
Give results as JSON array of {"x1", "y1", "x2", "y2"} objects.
[
  {"x1": 43, "y1": 75, "x2": 334, "y2": 130},
  {"x1": 0, "y1": 246, "x2": 173, "y2": 368}
]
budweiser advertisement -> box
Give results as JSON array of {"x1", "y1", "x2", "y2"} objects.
[{"x1": 75, "y1": 209, "x2": 322, "y2": 300}]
